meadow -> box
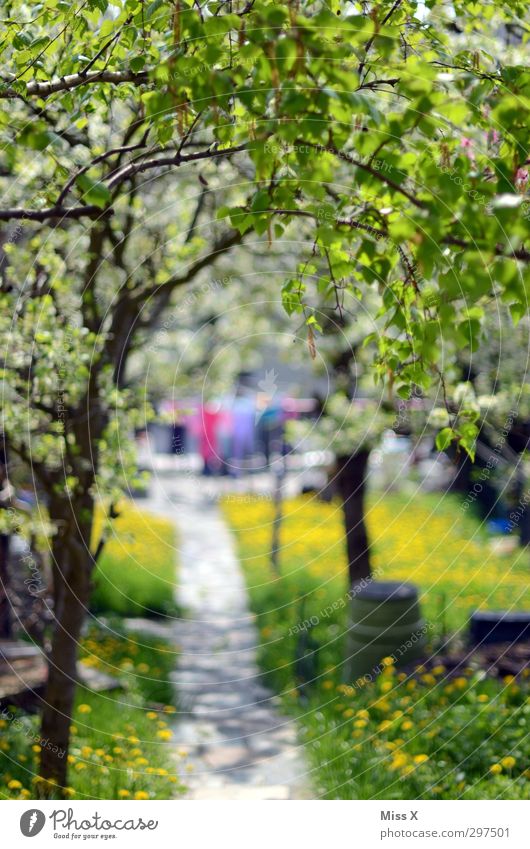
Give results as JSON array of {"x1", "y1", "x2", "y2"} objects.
[
  {"x1": 91, "y1": 503, "x2": 177, "y2": 617},
  {"x1": 222, "y1": 491, "x2": 530, "y2": 799},
  {"x1": 1, "y1": 504, "x2": 182, "y2": 800},
  {"x1": 1, "y1": 626, "x2": 186, "y2": 800}
]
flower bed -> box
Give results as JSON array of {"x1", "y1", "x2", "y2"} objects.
[{"x1": 222, "y1": 492, "x2": 530, "y2": 799}]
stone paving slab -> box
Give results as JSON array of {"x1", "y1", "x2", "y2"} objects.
[{"x1": 141, "y1": 475, "x2": 311, "y2": 800}]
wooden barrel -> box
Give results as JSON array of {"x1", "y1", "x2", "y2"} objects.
[{"x1": 346, "y1": 581, "x2": 426, "y2": 682}]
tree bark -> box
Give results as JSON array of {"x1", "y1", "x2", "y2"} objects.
[
  {"x1": 0, "y1": 533, "x2": 11, "y2": 638},
  {"x1": 336, "y1": 450, "x2": 371, "y2": 589},
  {"x1": 39, "y1": 491, "x2": 93, "y2": 790}
]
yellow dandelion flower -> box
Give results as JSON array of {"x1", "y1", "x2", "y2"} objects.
[
  {"x1": 490, "y1": 763, "x2": 502, "y2": 775},
  {"x1": 134, "y1": 791, "x2": 149, "y2": 800},
  {"x1": 78, "y1": 704, "x2": 92, "y2": 714},
  {"x1": 118, "y1": 790, "x2": 130, "y2": 798},
  {"x1": 156, "y1": 729, "x2": 173, "y2": 741},
  {"x1": 413, "y1": 754, "x2": 429, "y2": 765},
  {"x1": 501, "y1": 756, "x2": 516, "y2": 770},
  {"x1": 7, "y1": 780, "x2": 22, "y2": 790}
]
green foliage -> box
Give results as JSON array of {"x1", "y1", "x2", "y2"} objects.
[
  {"x1": 0, "y1": 627, "x2": 184, "y2": 800},
  {"x1": 223, "y1": 491, "x2": 530, "y2": 798},
  {"x1": 90, "y1": 504, "x2": 177, "y2": 617},
  {"x1": 0, "y1": 0, "x2": 529, "y2": 478}
]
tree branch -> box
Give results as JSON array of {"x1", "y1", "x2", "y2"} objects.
[
  {"x1": 0, "y1": 204, "x2": 108, "y2": 222},
  {"x1": 294, "y1": 139, "x2": 426, "y2": 209},
  {"x1": 0, "y1": 69, "x2": 148, "y2": 100}
]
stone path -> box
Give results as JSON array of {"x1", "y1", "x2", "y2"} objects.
[{"x1": 142, "y1": 475, "x2": 310, "y2": 800}]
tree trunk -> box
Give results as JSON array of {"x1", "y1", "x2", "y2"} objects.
[
  {"x1": 336, "y1": 450, "x2": 371, "y2": 589},
  {"x1": 39, "y1": 491, "x2": 93, "y2": 790},
  {"x1": 0, "y1": 533, "x2": 12, "y2": 638},
  {"x1": 270, "y1": 457, "x2": 285, "y2": 575}
]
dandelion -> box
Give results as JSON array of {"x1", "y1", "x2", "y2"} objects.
[
  {"x1": 489, "y1": 763, "x2": 502, "y2": 775},
  {"x1": 134, "y1": 791, "x2": 149, "y2": 800},
  {"x1": 413, "y1": 754, "x2": 429, "y2": 765},
  {"x1": 78, "y1": 704, "x2": 92, "y2": 714},
  {"x1": 157, "y1": 729, "x2": 173, "y2": 741},
  {"x1": 118, "y1": 789, "x2": 130, "y2": 798},
  {"x1": 501, "y1": 756, "x2": 516, "y2": 770},
  {"x1": 7, "y1": 780, "x2": 22, "y2": 790},
  {"x1": 477, "y1": 694, "x2": 489, "y2": 703}
]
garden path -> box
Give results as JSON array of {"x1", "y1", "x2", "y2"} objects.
[{"x1": 141, "y1": 474, "x2": 310, "y2": 800}]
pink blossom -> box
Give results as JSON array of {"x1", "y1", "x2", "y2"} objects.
[
  {"x1": 460, "y1": 137, "x2": 475, "y2": 161},
  {"x1": 515, "y1": 167, "x2": 529, "y2": 193}
]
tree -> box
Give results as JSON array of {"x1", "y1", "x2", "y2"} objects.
[{"x1": 0, "y1": 0, "x2": 529, "y2": 793}]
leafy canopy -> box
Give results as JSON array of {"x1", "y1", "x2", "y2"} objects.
[{"x1": 1, "y1": 0, "x2": 530, "y2": 464}]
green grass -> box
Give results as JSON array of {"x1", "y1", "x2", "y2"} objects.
[
  {"x1": 222, "y1": 491, "x2": 530, "y2": 799},
  {"x1": 91, "y1": 503, "x2": 177, "y2": 617},
  {"x1": 0, "y1": 625, "x2": 186, "y2": 800}
]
